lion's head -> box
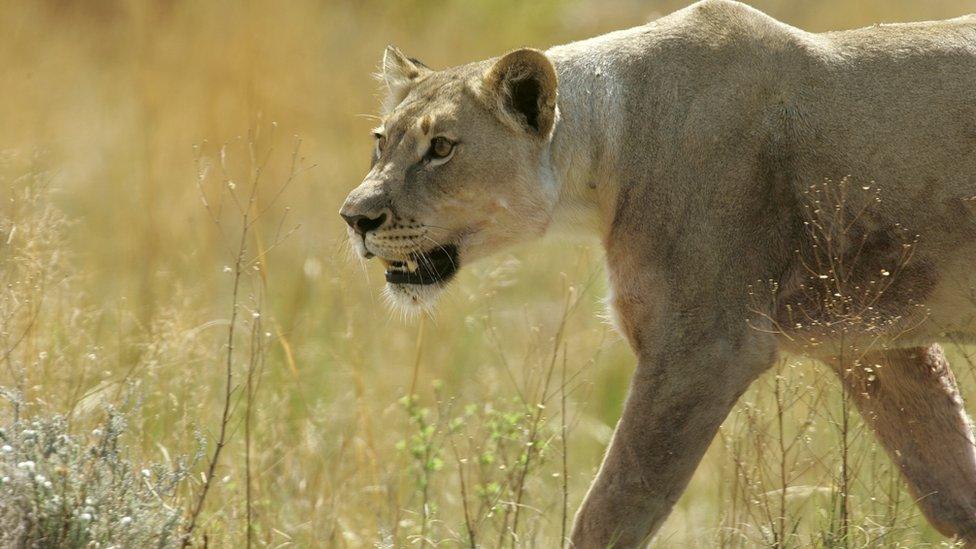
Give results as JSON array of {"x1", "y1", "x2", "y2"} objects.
[{"x1": 340, "y1": 46, "x2": 560, "y2": 310}]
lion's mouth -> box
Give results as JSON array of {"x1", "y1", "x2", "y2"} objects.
[{"x1": 382, "y1": 244, "x2": 459, "y2": 286}]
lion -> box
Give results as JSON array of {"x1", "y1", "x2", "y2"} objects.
[{"x1": 340, "y1": 0, "x2": 976, "y2": 546}]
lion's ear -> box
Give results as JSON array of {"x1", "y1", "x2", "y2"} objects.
[
  {"x1": 482, "y1": 48, "x2": 558, "y2": 138},
  {"x1": 381, "y1": 45, "x2": 430, "y2": 112}
]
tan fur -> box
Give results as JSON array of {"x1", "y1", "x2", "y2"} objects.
[
  {"x1": 341, "y1": 1, "x2": 976, "y2": 545},
  {"x1": 830, "y1": 345, "x2": 976, "y2": 540}
]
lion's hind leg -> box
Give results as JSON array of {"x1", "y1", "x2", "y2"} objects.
[{"x1": 830, "y1": 345, "x2": 976, "y2": 542}]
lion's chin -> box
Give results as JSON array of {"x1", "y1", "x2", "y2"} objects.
[{"x1": 382, "y1": 282, "x2": 446, "y2": 315}]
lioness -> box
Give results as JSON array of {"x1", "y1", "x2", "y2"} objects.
[{"x1": 340, "y1": 0, "x2": 976, "y2": 545}]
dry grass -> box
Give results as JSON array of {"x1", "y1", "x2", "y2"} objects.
[{"x1": 1, "y1": 1, "x2": 975, "y2": 546}]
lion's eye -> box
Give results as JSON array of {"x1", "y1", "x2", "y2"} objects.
[
  {"x1": 429, "y1": 137, "x2": 454, "y2": 160},
  {"x1": 373, "y1": 133, "x2": 387, "y2": 151}
]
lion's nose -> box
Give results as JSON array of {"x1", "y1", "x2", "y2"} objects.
[{"x1": 341, "y1": 211, "x2": 389, "y2": 236}]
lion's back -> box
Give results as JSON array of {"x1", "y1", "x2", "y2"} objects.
[{"x1": 792, "y1": 14, "x2": 976, "y2": 235}]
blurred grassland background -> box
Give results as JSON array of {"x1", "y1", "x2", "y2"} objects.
[{"x1": 2, "y1": 0, "x2": 976, "y2": 547}]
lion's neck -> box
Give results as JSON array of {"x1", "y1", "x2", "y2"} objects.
[{"x1": 544, "y1": 44, "x2": 626, "y2": 240}]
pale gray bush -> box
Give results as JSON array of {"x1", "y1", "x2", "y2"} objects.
[{"x1": 0, "y1": 398, "x2": 191, "y2": 548}]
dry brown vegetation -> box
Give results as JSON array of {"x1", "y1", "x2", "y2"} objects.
[{"x1": 2, "y1": 1, "x2": 975, "y2": 546}]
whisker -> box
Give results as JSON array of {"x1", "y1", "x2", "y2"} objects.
[
  {"x1": 409, "y1": 241, "x2": 436, "y2": 285},
  {"x1": 340, "y1": 237, "x2": 372, "y2": 286},
  {"x1": 421, "y1": 234, "x2": 458, "y2": 272}
]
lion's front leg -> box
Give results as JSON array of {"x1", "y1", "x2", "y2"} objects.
[{"x1": 571, "y1": 329, "x2": 776, "y2": 548}]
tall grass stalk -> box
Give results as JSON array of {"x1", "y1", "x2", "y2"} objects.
[{"x1": 183, "y1": 130, "x2": 300, "y2": 545}]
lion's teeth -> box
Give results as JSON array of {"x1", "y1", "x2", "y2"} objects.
[
  {"x1": 380, "y1": 259, "x2": 421, "y2": 274},
  {"x1": 383, "y1": 259, "x2": 417, "y2": 274}
]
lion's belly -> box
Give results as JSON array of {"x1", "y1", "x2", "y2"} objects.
[
  {"x1": 918, "y1": 250, "x2": 976, "y2": 345},
  {"x1": 776, "y1": 243, "x2": 976, "y2": 356}
]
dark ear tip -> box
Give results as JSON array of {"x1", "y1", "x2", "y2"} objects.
[
  {"x1": 408, "y1": 57, "x2": 430, "y2": 70},
  {"x1": 383, "y1": 45, "x2": 429, "y2": 73}
]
